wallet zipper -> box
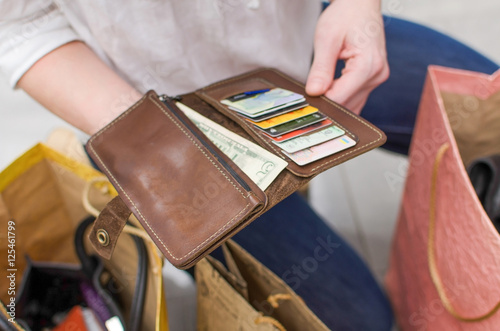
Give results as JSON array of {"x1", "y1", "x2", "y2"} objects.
[{"x1": 159, "y1": 94, "x2": 252, "y2": 192}]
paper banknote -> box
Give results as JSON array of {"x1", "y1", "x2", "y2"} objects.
[{"x1": 176, "y1": 102, "x2": 288, "y2": 191}]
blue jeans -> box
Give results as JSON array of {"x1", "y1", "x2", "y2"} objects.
[
  {"x1": 212, "y1": 17, "x2": 499, "y2": 330},
  {"x1": 362, "y1": 16, "x2": 499, "y2": 155}
]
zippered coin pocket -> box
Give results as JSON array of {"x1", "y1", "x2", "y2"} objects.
[{"x1": 86, "y1": 91, "x2": 267, "y2": 269}]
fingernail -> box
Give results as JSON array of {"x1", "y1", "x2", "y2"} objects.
[{"x1": 306, "y1": 79, "x2": 324, "y2": 95}]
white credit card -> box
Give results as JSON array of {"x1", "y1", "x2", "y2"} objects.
[
  {"x1": 272, "y1": 125, "x2": 345, "y2": 153},
  {"x1": 221, "y1": 88, "x2": 304, "y2": 115},
  {"x1": 282, "y1": 134, "x2": 357, "y2": 166}
]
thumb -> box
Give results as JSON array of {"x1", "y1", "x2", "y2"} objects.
[{"x1": 306, "y1": 31, "x2": 342, "y2": 96}]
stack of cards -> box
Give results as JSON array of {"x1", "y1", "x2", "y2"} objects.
[{"x1": 221, "y1": 88, "x2": 357, "y2": 166}]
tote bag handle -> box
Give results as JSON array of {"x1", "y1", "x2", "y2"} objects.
[{"x1": 428, "y1": 143, "x2": 500, "y2": 322}]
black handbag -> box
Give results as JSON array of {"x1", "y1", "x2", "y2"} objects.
[
  {"x1": 468, "y1": 154, "x2": 500, "y2": 232},
  {"x1": 12, "y1": 216, "x2": 148, "y2": 331}
]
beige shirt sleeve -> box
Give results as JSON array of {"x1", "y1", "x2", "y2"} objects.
[{"x1": 0, "y1": 1, "x2": 80, "y2": 88}]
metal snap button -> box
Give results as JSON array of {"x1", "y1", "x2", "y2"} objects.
[{"x1": 97, "y1": 229, "x2": 110, "y2": 246}]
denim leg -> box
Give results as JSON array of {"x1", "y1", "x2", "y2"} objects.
[
  {"x1": 335, "y1": 17, "x2": 500, "y2": 155},
  {"x1": 210, "y1": 21, "x2": 499, "y2": 330},
  {"x1": 212, "y1": 193, "x2": 393, "y2": 331}
]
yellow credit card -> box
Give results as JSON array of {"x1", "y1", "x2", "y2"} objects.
[{"x1": 247, "y1": 106, "x2": 318, "y2": 129}]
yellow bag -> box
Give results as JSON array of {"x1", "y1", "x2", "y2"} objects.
[{"x1": 0, "y1": 144, "x2": 168, "y2": 330}]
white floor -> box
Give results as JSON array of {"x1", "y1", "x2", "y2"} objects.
[{"x1": 1, "y1": 1, "x2": 499, "y2": 329}]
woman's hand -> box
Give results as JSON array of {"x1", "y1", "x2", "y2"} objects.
[{"x1": 305, "y1": 0, "x2": 389, "y2": 114}]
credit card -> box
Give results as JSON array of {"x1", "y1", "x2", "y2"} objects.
[
  {"x1": 225, "y1": 89, "x2": 271, "y2": 102},
  {"x1": 283, "y1": 135, "x2": 357, "y2": 166},
  {"x1": 259, "y1": 113, "x2": 326, "y2": 137},
  {"x1": 264, "y1": 119, "x2": 333, "y2": 142},
  {"x1": 221, "y1": 88, "x2": 304, "y2": 115},
  {"x1": 248, "y1": 106, "x2": 318, "y2": 129},
  {"x1": 237, "y1": 101, "x2": 309, "y2": 122},
  {"x1": 230, "y1": 98, "x2": 306, "y2": 118},
  {"x1": 272, "y1": 125, "x2": 345, "y2": 153}
]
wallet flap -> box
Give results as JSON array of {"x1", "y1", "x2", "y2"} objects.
[
  {"x1": 85, "y1": 68, "x2": 386, "y2": 270},
  {"x1": 86, "y1": 91, "x2": 267, "y2": 269}
]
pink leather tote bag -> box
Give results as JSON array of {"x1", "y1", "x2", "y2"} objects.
[{"x1": 386, "y1": 65, "x2": 500, "y2": 330}]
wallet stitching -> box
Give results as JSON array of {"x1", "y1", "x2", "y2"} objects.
[
  {"x1": 201, "y1": 70, "x2": 382, "y2": 140},
  {"x1": 89, "y1": 94, "x2": 247, "y2": 198},
  {"x1": 149, "y1": 96, "x2": 247, "y2": 197},
  {"x1": 200, "y1": 77, "x2": 273, "y2": 100},
  {"x1": 202, "y1": 87, "x2": 353, "y2": 138},
  {"x1": 202, "y1": 91, "x2": 352, "y2": 154},
  {"x1": 199, "y1": 80, "x2": 354, "y2": 138},
  {"x1": 269, "y1": 70, "x2": 383, "y2": 140},
  {"x1": 201, "y1": 92, "x2": 369, "y2": 172},
  {"x1": 88, "y1": 94, "x2": 258, "y2": 261},
  {"x1": 199, "y1": 69, "x2": 267, "y2": 92},
  {"x1": 88, "y1": 93, "x2": 149, "y2": 141},
  {"x1": 199, "y1": 69, "x2": 384, "y2": 171},
  {"x1": 134, "y1": 195, "x2": 254, "y2": 262}
]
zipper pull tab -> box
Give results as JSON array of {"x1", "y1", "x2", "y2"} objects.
[{"x1": 159, "y1": 94, "x2": 182, "y2": 102}]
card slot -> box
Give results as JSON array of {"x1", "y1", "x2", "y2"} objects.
[
  {"x1": 205, "y1": 77, "x2": 276, "y2": 102},
  {"x1": 196, "y1": 78, "x2": 359, "y2": 177},
  {"x1": 247, "y1": 113, "x2": 359, "y2": 173}
]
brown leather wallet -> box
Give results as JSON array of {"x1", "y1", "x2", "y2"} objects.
[{"x1": 86, "y1": 68, "x2": 386, "y2": 269}]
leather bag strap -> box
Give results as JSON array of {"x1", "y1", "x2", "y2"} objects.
[{"x1": 89, "y1": 195, "x2": 131, "y2": 260}]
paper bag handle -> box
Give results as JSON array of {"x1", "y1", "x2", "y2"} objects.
[
  {"x1": 82, "y1": 177, "x2": 154, "y2": 260},
  {"x1": 428, "y1": 143, "x2": 500, "y2": 322},
  {"x1": 254, "y1": 314, "x2": 286, "y2": 331}
]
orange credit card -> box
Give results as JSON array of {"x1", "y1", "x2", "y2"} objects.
[{"x1": 247, "y1": 106, "x2": 318, "y2": 129}]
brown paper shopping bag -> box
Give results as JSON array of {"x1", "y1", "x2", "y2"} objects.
[
  {"x1": 0, "y1": 144, "x2": 168, "y2": 330},
  {"x1": 196, "y1": 240, "x2": 330, "y2": 331}
]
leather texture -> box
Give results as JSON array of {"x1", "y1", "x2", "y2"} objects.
[
  {"x1": 195, "y1": 68, "x2": 386, "y2": 177},
  {"x1": 184, "y1": 68, "x2": 386, "y2": 214},
  {"x1": 89, "y1": 196, "x2": 131, "y2": 260},
  {"x1": 87, "y1": 91, "x2": 267, "y2": 269},
  {"x1": 86, "y1": 68, "x2": 387, "y2": 269},
  {"x1": 385, "y1": 66, "x2": 500, "y2": 330}
]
